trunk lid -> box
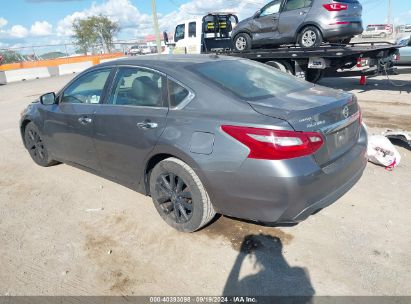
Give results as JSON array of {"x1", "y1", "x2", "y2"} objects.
[{"x1": 247, "y1": 86, "x2": 361, "y2": 165}]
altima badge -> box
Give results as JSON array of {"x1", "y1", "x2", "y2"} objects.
[{"x1": 342, "y1": 106, "x2": 350, "y2": 119}]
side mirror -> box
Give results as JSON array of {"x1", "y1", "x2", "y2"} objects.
[
  {"x1": 163, "y1": 31, "x2": 169, "y2": 44},
  {"x1": 253, "y1": 10, "x2": 261, "y2": 18},
  {"x1": 40, "y1": 92, "x2": 56, "y2": 105}
]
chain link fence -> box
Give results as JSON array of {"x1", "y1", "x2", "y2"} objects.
[{"x1": 0, "y1": 42, "x2": 149, "y2": 65}]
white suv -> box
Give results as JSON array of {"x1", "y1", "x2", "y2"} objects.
[{"x1": 362, "y1": 24, "x2": 393, "y2": 38}]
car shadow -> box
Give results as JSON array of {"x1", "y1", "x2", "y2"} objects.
[
  {"x1": 319, "y1": 73, "x2": 411, "y2": 94},
  {"x1": 222, "y1": 234, "x2": 315, "y2": 301}
]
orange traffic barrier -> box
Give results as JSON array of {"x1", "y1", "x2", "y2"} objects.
[{"x1": 0, "y1": 53, "x2": 124, "y2": 71}]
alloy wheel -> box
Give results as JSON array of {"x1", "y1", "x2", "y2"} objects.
[
  {"x1": 302, "y1": 30, "x2": 317, "y2": 47},
  {"x1": 26, "y1": 129, "x2": 46, "y2": 162},
  {"x1": 155, "y1": 173, "x2": 193, "y2": 224},
  {"x1": 236, "y1": 37, "x2": 247, "y2": 51}
]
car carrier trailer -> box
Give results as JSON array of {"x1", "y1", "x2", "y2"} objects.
[
  {"x1": 215, "y1": 42, "x2": 401, "y2": 83},
  {"x1": 170, "y1": 13, "x2": 401, "y2": 83}
]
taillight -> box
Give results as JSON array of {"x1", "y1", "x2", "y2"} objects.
[
  {"x1": 357, "y1": 57, "x2": 368, "y2": 67},
  {"x1": 323, "y1": 3, "x2": 348, "y2": 11},
  {"x1": 221, "y1": 125, "x2": 324, "y2": 160}
]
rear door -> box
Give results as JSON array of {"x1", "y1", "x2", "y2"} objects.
[
  {"x1": 93, "y1": 66, "x2": 169, "y2": 185},
  {"x1": 278, "y1": 0, "x2": 312, "y2": 40},
  {"x1": 252, "y1": 0, "x2": 281, "y2": 43},
  {"x1": 44, "y1": 68, "x2": 112, "y2": 169}
]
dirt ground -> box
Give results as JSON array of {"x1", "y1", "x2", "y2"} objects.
[{"x1": 0, "y1": 67, "x2": 410, "y2": 297}]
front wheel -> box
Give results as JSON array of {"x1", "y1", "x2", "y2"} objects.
[
  {"x1": 24, "y1": 122, "x2": 58, "y2": 167},
  {"x1": 149, "y1": 158, "x2": 216, "y2": 232},
  {"x1": 298, "y1": 26, "x2": 323, "y2": 48},
  {"x1": 233, "y1": 33, "x2": 252, "y2": 52}
]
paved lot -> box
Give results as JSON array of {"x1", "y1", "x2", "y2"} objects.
[{"x1": 0, "y1": 69, "x2": 410, "y2": 296}]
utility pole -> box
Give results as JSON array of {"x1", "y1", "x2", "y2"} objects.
[
  {"x1": 151, "y1": 0, "x2": 162, "y2": 54},
  {"x1": 387, "y1": 0, "x2": 392, "y2": 25}
]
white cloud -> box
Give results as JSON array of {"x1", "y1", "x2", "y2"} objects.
[
  {"x1": 30, "y1": 21, "x2": 53, "y2": 36},
  {"x1": 55, "y1": 0, "x2": 265, "y2": 40},
  {"x1": 57, "y1": 0, "x2": 151, "y2": 37},
  {"x1": 1, "y1": 0, "x2": 266, "y2": 46},
  {"x1": 0, "y1": 17, "x2": 7, "y2": 28},
  {"x1": 159, "y1": 0, "x2": 265, "y2": 32},
  {"x1": 10, "y1": 25, "x2": 29, "y2": 38}
]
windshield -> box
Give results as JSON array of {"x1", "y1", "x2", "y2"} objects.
[{"x1": 193, "y1": 59, "x2": 311, "y2": 100}]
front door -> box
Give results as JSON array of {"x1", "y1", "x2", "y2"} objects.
[
  {"x1": 278, "y1": 0, "x2": 312, "y2": 40},
  {"x1": 93, "y1": 67, "x2": 169, "y2": 185},
  {"x1": 44, "y1": 68, "x2": 112, "y2": 169},
  {"x1": 252, "y1": 0, "x2": 282, "y2": 44}
]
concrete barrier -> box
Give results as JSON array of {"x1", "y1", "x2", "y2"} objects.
[
  {"x1": 58, "y1": 61, "x2": 93, "y2": 75},
  {"x1": 100, "y1": 57, "x2": 127, "y2": 64},
  {"x1": 0, "y1": 67, "x2": 50, "y2": 84},
  {"x1": 0, "y1": 55, "x2": 127, "y2": 85}
]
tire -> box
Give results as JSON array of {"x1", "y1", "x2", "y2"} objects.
[
  {"x1": 298, "y1": 26, "x2": 323, "y2": 48},
  {"x1": 341, "y1": 38, "x2": 351, "y2": 45},
  {"x1": 305, "y1": 69, "x2": 324, "y2": 83},
  {"x1": 149, "y1": 157, "x2": 216, "y2": 232},
  {"x1": 380, "y1": 32, "x2": 387, "y2": 38},
  {"x1": 266, "y1": 60, "x2": 294, "y2": 75},
  {"x1": 24, "y1": 122, "x2": 58, "y2": 167},
  {"x1": 234, "y1": 33, "x2": 252, "y2": 52}
]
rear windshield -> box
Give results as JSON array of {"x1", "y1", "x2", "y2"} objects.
[{"x1": 192, "y1": 59, "x2": 311, "y2": 100}]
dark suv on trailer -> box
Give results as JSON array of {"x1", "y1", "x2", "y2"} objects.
[{"x1": 232, "y1": 0, "x2": 363, "y2": 51}]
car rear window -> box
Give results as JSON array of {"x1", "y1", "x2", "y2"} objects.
[
  {"x1": 192, "y1": 59, "x2": 311, "y2": 100},
  {"x1": 168, "y1": 79, "x2": 190, "y2": 108}
]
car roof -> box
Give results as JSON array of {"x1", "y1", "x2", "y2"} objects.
[{"x1": 98, "y1": 54, "x2": 238, "y2": 73}]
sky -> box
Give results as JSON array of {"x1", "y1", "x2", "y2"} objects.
[{"x1": 0, "y1": 0, "x2": 410, "y2": 50}]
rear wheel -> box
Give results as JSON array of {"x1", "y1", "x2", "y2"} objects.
[
  {"x1": 380, "y1": 32, "x2": 387, "y2": 38},
  {"x1": 266, "y1": 60, "x2": 294, "y2": 75},
  {"x1": 234, "y1": 33, "x2": 252, "y2": 52},
  {"x1": 305, "y1": 69, "x2": 324, "y2": 83},
  {"x1": 298, "y1": 26, "x2": 323, "y2": 48},
  {"x1": 341, "y1": 38, "x2": 351, "y2": 45},
  {"x1": 149, "y1": 157, "x2": 216, "y2": 232},
  {"x1": 24, "y1": 122, "x2": 57, "y2": 167}
]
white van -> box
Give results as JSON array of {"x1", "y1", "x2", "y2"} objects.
[{"x1": 172, "y1": 13, "x2": 239, "y2": 54}]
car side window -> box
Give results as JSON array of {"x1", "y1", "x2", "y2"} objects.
[
  {"x1": 108, "y1": 67, "x2": 166, "y2": 108},
  {"x1": 168, "y1": 79, "x2": 190, "y2": 108},
  {"x1": 175, "y1": 24, "x2": 185, "y2": 42},
  {"x1": 260, "y1": 1, "x2": 281, "y2": 17},
  {"x1": 284, "y1": 0, "x2": 307, "y2": 11},
  {"x1": 188, "y1": 22, "x2": 196, "y2": 37},
  {"x1": 61, "y1": 69, "x2": 111, "y2": 104}
]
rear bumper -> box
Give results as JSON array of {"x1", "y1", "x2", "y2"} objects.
[
  {"x1": 323, "y1": 23, "x2": 364, "y2": 40},
  {"x1": 204, "y1": 125, "x2": 368, "y2": 223}
]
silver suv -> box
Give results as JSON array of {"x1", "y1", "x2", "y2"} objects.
[{"x1": 232, "y1": 0, "x2": 363, "y2": 51}]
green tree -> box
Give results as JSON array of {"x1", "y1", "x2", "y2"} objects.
[
  {"x1": 72, "y1": 15, "x2": 119, "y2": 54},
  {"x1": 0, "y1": 50, "x2": 23, "y2": 64}
]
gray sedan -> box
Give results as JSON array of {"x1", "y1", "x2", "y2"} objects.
[{"x1": 20, "y1": 55, "x2": 367, "y2": 232}]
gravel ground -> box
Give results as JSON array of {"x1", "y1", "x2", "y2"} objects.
[{"x1": 0, "y1": 68, "x2": 410, "y2": 297}]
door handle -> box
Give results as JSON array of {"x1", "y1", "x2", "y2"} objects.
[
  {"x1": 78, "y1": 117, "x2": 93, "y2": 125},
  {"x1": 299, "y1": 11, "x2": 307, "y2": 15},
  {"x1": 137, "y1": 121, "x2": 158, "y2": 129}
]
